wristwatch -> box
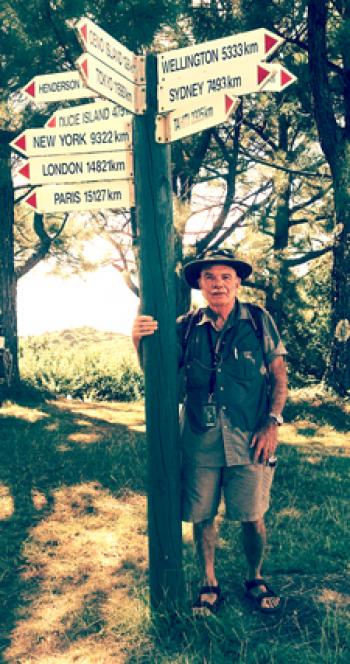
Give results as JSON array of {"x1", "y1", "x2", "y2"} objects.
[{"x1": 268, "y1": 412, "x2": 284, "y2": 426}]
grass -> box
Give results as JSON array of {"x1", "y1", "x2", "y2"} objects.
[{"x1": 0, "y1": 388, "x2": 349, "y2": 663}]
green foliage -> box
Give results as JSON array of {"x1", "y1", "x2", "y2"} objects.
[
  {"x1": 19, "y1": 327, "x2": 144, "y2": 401},
  {"x1": 280, "y1": 256, "x2": 332, "y2": 385}
]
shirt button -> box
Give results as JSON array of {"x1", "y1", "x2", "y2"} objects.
[
  {"x1": 217, "y1": 368, "x2": 222, "y2": 373},
  {"x1": 222, "y1": 406, "x2": 226, "y2": 410},
  {"x1": 220, "y1": 387, "x2": 224, "y2": 391}
]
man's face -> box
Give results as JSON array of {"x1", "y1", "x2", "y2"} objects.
[{"x1": 198, "y1": 264, "x2": 241, "y2": 309}]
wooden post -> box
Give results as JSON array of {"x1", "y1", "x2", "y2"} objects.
[{"x1": 133, "y1": 54, "x2": 184, "y2": 612}]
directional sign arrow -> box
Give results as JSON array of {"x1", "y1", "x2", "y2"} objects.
[
  {"x1": 23, "y1": 180, "x2": 135, "y2": 213},
  {"x1": 156, "y1": 94, "x2": 240, "y2": 143},
  {"x1": 158, "y1": 62, "x2": 272, "y2": 112},
  {"x1": 16, "y1": 151, "x2": 134, "y2": 185},
  {"x1": 76, "y1": 53, "x2": 146, "y2": 114},
  {"x1": 157, "y1": 27, "x2": 284, "y2": 86},
  {"x1": 76, "y1": 17, "x2": 145, "y2": 84},
  {"x1": 262, "y1": 63, "x2": 297, "y2": 92},
  {"x1": 10, "y1": 118, "x2": 132, "y2": 158},
  {"x1": 22, "y1": 71, "x2": 97, "y2": 103},
  {"x1": 45, "y1": 100, "x2": 131, "y2": 129}
]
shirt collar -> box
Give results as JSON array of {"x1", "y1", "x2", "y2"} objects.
[{"x1": 197, "y1": 300, "x2": 242, "y2": 329}]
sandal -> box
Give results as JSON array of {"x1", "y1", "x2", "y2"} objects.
[
  {"x1": 192, "y1": 585, "x2": 223, "y2": 615},
  {"x1": 245, "y1": 578, "x2": 281, "y2": 613}
]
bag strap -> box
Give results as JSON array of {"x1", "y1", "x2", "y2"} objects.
[{"x1": 245, "y1": 302, "x2": 268, "y2": 370}]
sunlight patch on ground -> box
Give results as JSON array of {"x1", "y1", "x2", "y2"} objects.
[
  {"x1": 67, "y1": 431, "x2": 102, "y2": 444},
  {"x1": 0, "y1": 483, "x2": 14, "y2": 520},
  {"x1": 53, "y1": 399, "x2": 146, "y2": 433},
  {"x1": 5, "y1": 484, "x2": 148, "y2": 664},
  {"x1": 318, "y1": 588, "x2": 350, "y2": 608},
  {"x1": 276, "y1": 507, "x2": 303, "y2": 519},
  {"x1": 0, "y1": 404, "x2": 49, "y2": 423},
  {"x1": 31, "y1": 490, "x2": 48, "y2": 511},
  {"x1": 279, "y1": 423, "x2": 350, "y2": 452}
]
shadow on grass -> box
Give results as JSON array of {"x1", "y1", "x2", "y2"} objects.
[
  {"x1": 284, "y1": 394, "x2": 350, "y2": 432},
  {"x1": 0, "y1": 392, "x2": 349, "y2": 663},
  {"x1": 0, "y1": 394, "x2": 147, "y2": 660}
]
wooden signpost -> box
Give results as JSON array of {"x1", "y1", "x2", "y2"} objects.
[
  {"x1": 156, "y1": 94, "x2": 240, "y2": 142},
  {"x1": 10, "y1": 119, "x2": 132, "y2": 158},
  {"x1": 76, "y1": 54, "x2": 146, "y2": 114},
  {"x1": 22, "y1": 180, "x2": 134, "y2": 213},
  {"x1": 10, "y1": 16, "x2": 296, "y2": 613},
  {"x1": 45, "y1": 100, "x2": 131, "y2": 129},
  {"x1": 157, "y1": 62, "x2": 272, "y2": 112},
  {"x1": 22, "y1": 71, "x2": 97, "y2": 103},
  {"x1": 16, "y1": 151, "x2": 133, "y2": 186}
]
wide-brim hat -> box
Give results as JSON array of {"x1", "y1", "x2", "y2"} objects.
[{"x1": 183, "y1": 249, "x2": 253, "y2": 289}]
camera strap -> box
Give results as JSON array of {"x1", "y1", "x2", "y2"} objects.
[{"x1": 206, "y1": 325, "x2": 226, "y2": 399}]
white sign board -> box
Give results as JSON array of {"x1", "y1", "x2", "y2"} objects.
[
  {"x1": 262, "y1": 64, "x2": 297, "y2": 92},
  {"x1": 76, "y1": 17, "x2": 145, "y2": 84},
  {"x1": 23, "y1": 180, "x2": 135, "y2": 213},
  {"x1": 46, "y1": 100, "x2": 131, "y2": 129},
  {"x1": 10, "y1": 119, "x2": 132, "y2": 158},
  {"x1": 157, "y1": 28, "x2": 284, "y2": 86},
  {"x1": 158, "y1": 62, "x2": 272, "y2": 112},
  {"x1": 16, "y1": 151, "x2": 133, "y2": 185},
  {"x1": 76, "y1": 53, "x2": 146, "y2": 114},
  {"x1": 156, "y1": 94, "x2": 240, "y2": 142},
  {"x1": 22, "y1": 71, "x2": 97, "y2": 103}
]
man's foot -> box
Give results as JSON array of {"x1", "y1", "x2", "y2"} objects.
[
  {"x1": 244, "y1": 579, "x2": 281, "y2": 613},
  {"x1": 192, "y1": 585, "x2": 223, "y2": 615}
]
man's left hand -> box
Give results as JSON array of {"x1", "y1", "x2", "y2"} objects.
[{"x1": 250, "y1": 422, "x2": 278, "y2": 464}]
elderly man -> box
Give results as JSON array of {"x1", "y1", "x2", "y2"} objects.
[{"x1": 132, "y1": 249, "x2": 288, "y2": 614}]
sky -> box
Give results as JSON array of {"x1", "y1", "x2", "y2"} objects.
[{"x1": 17, "y1": 262, "x2": 139, "y2": 337}]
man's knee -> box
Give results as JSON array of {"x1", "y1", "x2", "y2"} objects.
[{"x1": 194, "y1": 517, "x2": 215, "y2": 534}]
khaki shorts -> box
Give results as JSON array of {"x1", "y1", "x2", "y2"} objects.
[{"x1": 181, "y1": 463, "x2": 275, "y2": 523}]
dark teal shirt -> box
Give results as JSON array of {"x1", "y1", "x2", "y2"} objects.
[{"x1": 177, "y1": 301, "x2": 286, "y2": 467}]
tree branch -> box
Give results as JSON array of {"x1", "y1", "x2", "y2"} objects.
[
  {"x1": 239, "y1": 145, "x2": 331, "y2": 179},
  {"x1": 285, "y1": 245, "x2": 333, "y2": 266}
]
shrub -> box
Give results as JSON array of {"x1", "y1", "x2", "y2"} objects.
[{"x1": 19, "y1": 328, "x2": 144, "y2": 402}]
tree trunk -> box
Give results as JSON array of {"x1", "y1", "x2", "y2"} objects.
[
  {"x1": 0, "y1": 145, "x2": 19, "y2": 388},
  {"x1": 325, "y1": 149, "x2": 350, "y2": 395},
  {"x1": 308, "y1": 0, "x2": 350, "y2": 394}
]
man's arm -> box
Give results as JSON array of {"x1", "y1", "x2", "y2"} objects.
[
  {"x1": 268, "y1": 356, "x2": 288, "y2": 417},
  {"x1": 250, "y1": 356, "x2": 288, "y2": 463}
]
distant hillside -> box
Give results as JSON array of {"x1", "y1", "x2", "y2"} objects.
[{"x1": 21, "y1": 327, "x2": 134, "y2": 357}]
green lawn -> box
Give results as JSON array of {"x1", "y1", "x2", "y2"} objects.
[{"x1": 0, "y1": 390, "x2": 349, "y2": 663}]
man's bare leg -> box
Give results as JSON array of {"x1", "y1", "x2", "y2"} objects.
[
  {"x1": 242, "y1": 518, "x2": 280, "y2": 610},
  {"x1": 193, "y1": 518, "x2": 219, "y2": 607}
]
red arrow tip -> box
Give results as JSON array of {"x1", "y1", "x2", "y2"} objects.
[
  {"x1": 14, "y1": 134, "x2": 26, "y2": 152},
  {"x1": 80, "y1": 23, "x2": 88, "y2": 43},
  {"x1": 25, "y1": 193, "x2": 37, "y2": 209},
  {"x1": 47, "y1": 116, "x2": 56, "y2": 128},
  {"x1": 281, "y1": 68, "x2": 293, "y2": 87},
  {"x1": 81, "y1": 58, "x2": 88, "y2": 78},
  {"x1": 225, "y1": 94, "x2": 234, "y2": 114},
  {"x1": 264, "y1": 33, "x2": 278, "y2": 55},
  {"x1": 257, "y1": 65, "x2": 270, "y2": 85},
  {"x1": 24, "y1": 81, "x2": 35, "y2": 97},
  {"x1": 19, "y1": 163, "x2": 30, "y2": 179}
]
